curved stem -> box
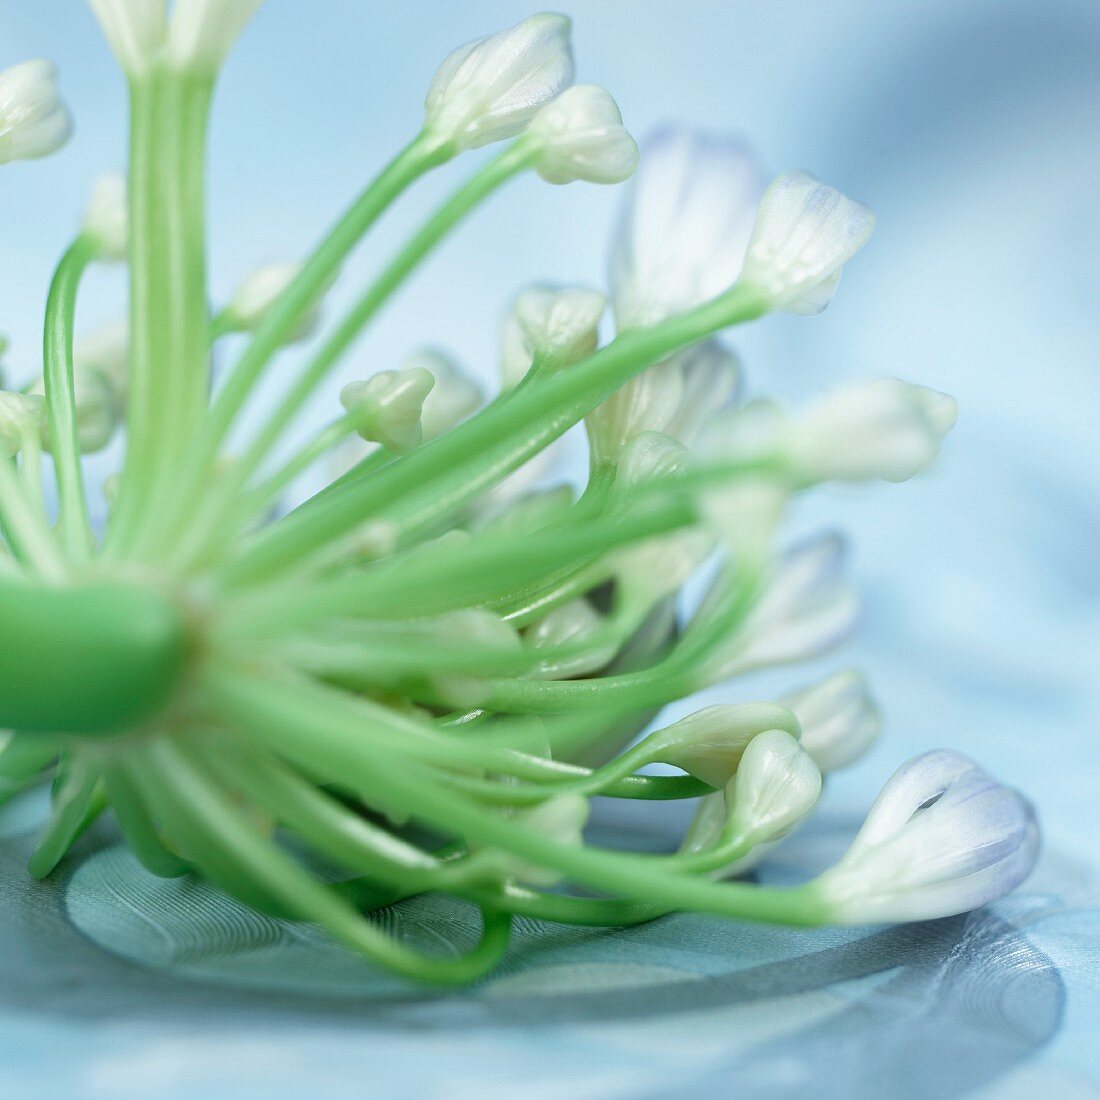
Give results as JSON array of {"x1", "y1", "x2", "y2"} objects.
[
  {"x1": 43, "y1": 236, "x2": 96, "y2": 560},
  {"x1": 135, "y1": 739, "x2": 512, "y2": 985},
  {"x1": 205, "y1": 664, "x2": 828, "y2": 927}
]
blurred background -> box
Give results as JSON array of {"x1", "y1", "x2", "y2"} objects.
[{"x1": 1, "y1": 2, "x2": 1097, "y2": 1096}]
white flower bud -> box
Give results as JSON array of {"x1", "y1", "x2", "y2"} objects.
[
  {"x1": 226, "y1": 262, "x2": 323, "y2": 342},
  {"x1": 636, "y1": 702, "x2": 800, "y2": 788},
  {"x1": 738, "y1": 171, "x2": 875, "y2": 314},
  {"x1": 729, "y1": 729, "x2": 822, "y2": 841},
  {"x1": 31, "y1": 367, "x2": 121, "y2": 454},
  {"x1": 0, "y1": 391, "x2": 46, "y2": 457},
  {"x1": 414, "y1": 350, "x2": 483, "y2": 440},
  {"x1": 586, "y1": 338, "x2": 740, "y2": 464},
  {"x1": 168, "y1": 0, "x2": 265, "y2": 73},
  {"x1": 786, "y1": 379, "x2": 958, "y2": 484},
  {"x1": 527, "y1": 598, "x2": 616, "y2": 678},
  {"x1": 814, "y1": 751, "x2": 1039, "y2": 923},
  {"x1": 495, "y1": 794, "x2": 589, "y2": 887},
  {"x1": 527, "y1": 85, "x2": 638, "y2": 185},
  {"x1": 700, "y1": 476, "x2": 788, "y2": 576},
  {"x1": 500, "y1": 284, "x2": 605, "y2": 390},
  {"x1": 424, "y1": 13, "x2": 574, "y2": 152},
  {"x1": 83, "y1": 173, "x2": 128, "y2": 261},
  {"x1": 340, "y1": 367, "x2": 435, "y2": 454},
  {"x1": 780, "y1": 669, "x2": 881, "y2": 773},
  {"x1": 611, "y1": 128, "x2": 766, "y2": 329},
  {"x1": 708, "y1": 533, "x2": 859, "y2": 678},
  {"x1": 75, "y1": 320, "x2": 129, "y2": 397},
  {"x1": 0, "y1": 61, "x2": 73, "y2": 166},
  {"x1": 88, "y1": 0, "x2": 168, "y2": 74}
]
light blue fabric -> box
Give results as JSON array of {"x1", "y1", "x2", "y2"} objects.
[{"x1": 0, "y1": 0, "x2": 1097, "y2": 1095}]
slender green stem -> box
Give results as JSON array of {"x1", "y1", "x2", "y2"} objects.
[
  {"x1": 17, "y1": 422, "x2": 47, "y2": 527},
  {"x1": 222, "y1": 284, "x2": 770, "y2": 585},
  {"x1": 42, "y1": 236, "x2": 96, "y2": 560},
  {"x1": 102, "y1": 759, "x2": 190, "y2": 877},
  {"x1": 134, "y1": 739, "x2": 512, "y2": 985}
]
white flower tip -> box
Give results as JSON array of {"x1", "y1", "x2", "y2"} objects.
[
  {"x1": 817, "y1": 750, "x2": 1040, "y2": 923},
  {"x1": 793, "y1": 378, "x2": 959, "y2": 484},
  {"x1": 528, "y1": 84, "x2": 639, "y2": 185},
  {"x1": 168, "y1": 0, "x2": 265, "y2": 72},
  {"x1": 0, "y1": 60, "x2": 73, "y2": 165},
  {"x1": 340, "y1": 367, "x2": 436, "y2": 454},
  {"x1": 424, "y1": 13, "x2": 574, "y2": 152},
  {"x1": 0, "y1": 391, "x2": 47, "y2": 457},
  {"x1": 781, "y1": 668, "x2": 881, "y2": 772},
  {"x1": 501, "y1": 284, "x2": 605, "y2": 388},
  {"x1": 731, "y1": 729, "x2": 822, "y2": 841},
  {"x1": 740, "y1": 170, "x2": 875, "y2": 312},
  {"x1": 409, "y1": 349, "x2": 483, "y2": 440},
  {"x1": 83, "y1": 172, "x2": 129, "y2": 261}
]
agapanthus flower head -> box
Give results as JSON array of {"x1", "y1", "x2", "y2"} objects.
[
  {"x1": 781, "y1": 668, "x2": 881, "y2": 772},
  {"x1": 0, "y1": 60, "x2": 73, "y2": 166},
  {"x1": 610, "y1": 128, "x2": 766, "y2": 329},
  {"x1": 83, "y1": 172, "x2": 129, "y2": 261},
  {"x1": 0, "y1": 391, "x2": 46, "y2": 457},
  {"x1": 500, "y1": 283, "x2": 605, "y2": 389},
  {"x1": 814, "y1": 751, "x2": 1039, "y2": 923},
  {"x1": 526, "y1": 84, "x2": 639, "y2": 185},
  {"x1": 423, "y1": 13, "x2": 574, "y2": 152},
  {"x1": 340, "y1": 367, "x2": 436, "y2": 454},
  {"x1": 738, "y1": 170, "x2": 875, "y2": 314},
  {"x1": 0, "y1": 9, "x2": 1036, "y2": 988}
]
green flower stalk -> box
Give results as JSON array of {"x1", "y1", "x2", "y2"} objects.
[{"x1": 0, "y1": 4, "x2": 1038, "y2": 986}]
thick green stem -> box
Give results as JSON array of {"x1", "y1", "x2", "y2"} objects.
[
  {"x1": 42, "y1": 236, "x2": 96, "y2": 560},
  {"x1": 0, "y1": 575, "x2": 188, "y2": 733},
  {"x1": 107, "y1": 71, "x2": 214, "y2": 559}
]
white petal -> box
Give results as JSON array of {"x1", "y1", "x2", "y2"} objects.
[
  {"x1": 340, "y1": 367, "x2": 435, "y2": 453},
  {"x1": 0, "y1": 60, "x2": 73, "y2": 165},
  {"x1": 500, "y1": 283, "x2": 604, "y2": 388},
  {"x1": 610, "y1": 128, "x2": 767, "y2": 329},
  {"x1": 83, "y1": 172, "x2": 129, "y2": 261},
  {"x1": 730, "y1": 729, "x2": 822, "y2": 840},
  {"x1": 528, "y1": 85, "x2": 638, "y2": 185},
  {"x1": 781, "y1": 668, "x2": 881, "y2": 772},
  {"x1": 739, "y1": 171, "x2": 875, "y2": 312},
  {"x1": 168, "y1": 0, "x2": 265, "y2": 71},
  {"x1": 87, "y1": 0, "x2": 168, "y2": 74}
]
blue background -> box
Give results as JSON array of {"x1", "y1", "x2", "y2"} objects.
[{"x1": 0, "y1": 2, "x2": 1097, "y2": 1096}]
